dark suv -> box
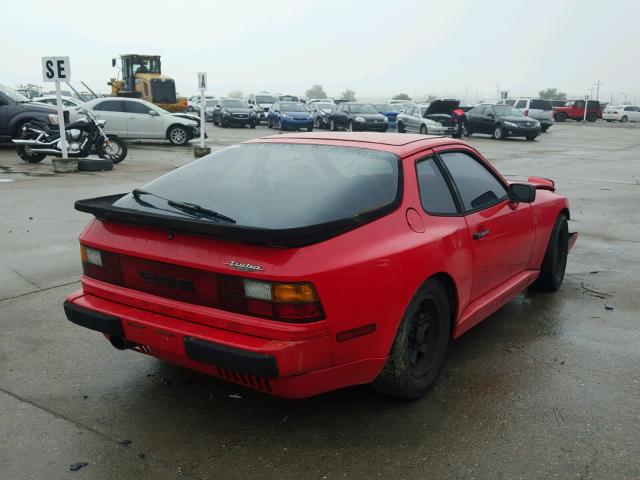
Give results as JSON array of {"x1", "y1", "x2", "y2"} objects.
[{"x1": 0, "y1": 84, "x2": 59, "y2": 141}]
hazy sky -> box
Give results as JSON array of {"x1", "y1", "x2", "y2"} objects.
[{"x1": 2, "y1": 0, "x2": 638, "y2": 103}]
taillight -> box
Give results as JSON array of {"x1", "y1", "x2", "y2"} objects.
[
  {"x1": 80, "y1": 245, "x2": 123, "y2": 285},
  {"x1": 524, "y1": 109, "x2": 529, "y2": 116},
  {"x1": 218, "y1": 275, "x2": 324, "y2": 323}
]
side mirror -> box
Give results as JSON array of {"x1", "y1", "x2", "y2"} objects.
[
  {"x1": 508, "y1": 183, "x2": 536, "y2": 203},
  {"x1": 148, "y1": 109, "x2": 159, "y2": 116}
]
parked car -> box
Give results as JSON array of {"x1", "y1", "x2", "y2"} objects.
[
  {"x1": 211, "y1": 98, "x2": 257, "y2": 128},
  {"x1": 408, "y1": 99, "x2": 462, "y2": 135},
  {"x1": 388, "y1": 100, "x2": 414, "y2": 113},
  {"x1": 396, "y1": 104, "x2": 452, "y2": 135},
  {"x1": 267, "y1": 101, "x2": 314, "y2": 131},
  {"x1": 499, "y1": 98, "x2": 554, "y2": 132},
  {"x1": 0, "y1": 84, "x2": 60, "y2": 141},
  {"x1": 307, "y1": 98, "x2": 335, "y2": 105},
  {"x1": 78, "y1": 97, "x2": 201, "y2": 145},
  {"x1": 553, "y1": 100, "x2": 602, "y2": 122},
  {"x1": 278, "y1": 94, "x2": 300, "y2": 102},
  {"x1": 372, "y1": 103, "x2": 401, "y2": 129},
  {"x1": 201, "y1": 98, "x2": 219, "y2": 121},
  {"x1": 186, "y1": 96, "x2": 200, "y2": 112},
  {"x1": 329, "y1": 102, "x2": 388, "y2": 132},
  {"x1": 192, "y1": 95, "x2": 216, "y2": 115},
  {"x1": 66, "y1": 133, "x2": 577, "y2": 399},
  {"x1": 309, "y1": 102, "x2": 335, "y2": 129},
  {"x1": 248, "y1": 93, "x2": 277, "y2": 123},
  {"x1": 34, "y1": 95, "x2": 84, "y2": 109},
  {"x1": 603, "y1": 105, "x2": 640, "y2": 122},
  {"x1": 464, "y1": 104, "x2": 541, "y2": 140}
]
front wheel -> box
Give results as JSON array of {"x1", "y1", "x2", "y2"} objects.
[
  {"x1": 462, "y1": 124, "x2": 471, "y2": 137},
  {"x1": 541, "y1": 125, "x2": 549, "y2": 133},
  {"x1": 97, "y1": 137, "x2": 127, "y2": 164},
  {"x1": 420, "y1": 124, "x2": 427, "y2": 135},
  {"x1": 249, "y1": 121, "x2": 256, "y2": 129},
  {"x1": 531, "y1": 214, "x2": 569, "y2": 292},
  {"x1": 374, "y1": 278, "x2": 451, "y2": 399},
  {"x1": 307, "y1": 126, "x2": 313, "y2": 132},
  {"x1": 347, "y1": 120, "x2": 354, "y2": 132},
  {"x1": 168, "y1": 125, "x2": 190, "y2": 145},
  {"x1": 493, "y1": 125, "x2": 504, "y2": 140},
  {"x1": 397, "y1": 121, "x2": 405, "y2": 133},
  {"x1": 586, "y1": 113, "x2": 597, "y2": 122}
]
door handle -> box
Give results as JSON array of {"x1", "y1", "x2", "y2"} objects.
[{"x1": 472, "y1": 229, "x2": 490, "y2": 240}]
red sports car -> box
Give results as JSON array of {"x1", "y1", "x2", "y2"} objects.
[{"x1": 64, "y1": 133, "x2": 577, "y2": 399}]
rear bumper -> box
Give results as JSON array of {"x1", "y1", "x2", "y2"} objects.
[
  {"x1": 602, "y1": 113, "x2": 620, "y2": 121},
  {"x1": 63, "y1": 292, "x2": 385, "y2": 398}
]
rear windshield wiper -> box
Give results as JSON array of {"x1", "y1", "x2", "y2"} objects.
[{"x1": 132, "y1": 188, "x2": 236, "y2": 224}]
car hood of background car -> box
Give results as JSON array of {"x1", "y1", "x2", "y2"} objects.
[
  {"x1": 24, "y1": 102, "x2": 58, "y2": 113},
  {"x1": 282, "y1": 110, "x2": 312, "y2": 118},
  {"x1": 352, "y1": 113, "x2": 387, "y2": 120},
  {"x1": 499, "y1": 115, "x2": 538, "y2": 123},
  {"x1": 223, "y1": 107, "x2": 252, "y2": 114},
  {"x1": 425, "y1": 99, "x2": 460, "y2": 115}
]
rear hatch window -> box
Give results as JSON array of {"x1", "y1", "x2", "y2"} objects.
[
  {"x1": 78, "y1": 144, "x2": 401, "y2": 247},
  {"x1": 529, "y1": 99, "x2": 552, "y2": 111}
]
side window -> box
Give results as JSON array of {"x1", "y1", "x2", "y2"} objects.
[
  {"x1": 125, "y1": 102, "x2": 153, "y2": 114},
  {"x1": 505, "y1": 99, "x2": 516, "y2": 106},
  {"x1": 62, "y1": 100, "x2": 76, "y2": 107},
  {"x1": 94, "y1": 100, "x2": 124, "y2": 112},
  {"x1": 416, "y1": 158, "x2": 458, "y2": 215},
  {"x1": 515, "y1": 100, "x2": 527, "y2": 109},
  {"x1": 574, "y1": 100, "x2": 585, "y2": 109},
  {"x1": 439, "y1": 151, "x2": 508, "y2": 212}
]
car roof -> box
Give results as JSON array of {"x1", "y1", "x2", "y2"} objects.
[{"x1": 246, "y1": 132, "x2": 468, "y2": 156}]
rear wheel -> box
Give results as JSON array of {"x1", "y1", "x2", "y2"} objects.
[
  {"x1": 374, "y1": 278, "x2": 451, "y2": 399},
  {"x1": 555, "y1": 112, "x2": 567, "y2": 122},
  {"x1": 397, "y1": 121, "x2": 405, "y2": 133},
  {"x1": 586, "y1": 113, "x2": 597, "y2": 122},
  {"x1": 249, "y1": 121, "x2": 256, "y2": 129},
  {"x1": 420, "y1": 124, "x2": 427, "y2": 135},
  {"x1": 531, "y1": 214, "x2": 569, "y2": 292},
  {"x1": 621, "y1": 115, "x2": 628, "y2": 123},
  {"x1": 526, "y1": 135, "x2": 537, "y2": 141},
  {"x1": 15, "y1": 129, "x2": 46, "y2": 163}
]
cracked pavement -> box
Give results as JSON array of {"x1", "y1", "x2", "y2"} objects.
[{"x1": 1, "y1": 122, "x2": 639, "y2": 479}]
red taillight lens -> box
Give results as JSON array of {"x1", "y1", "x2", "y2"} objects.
[
  {"x1": 81, "y1": 245, "x2": 123, "y2": 285},
  {"x1": 218, "y1": 275, "x2": 324, "y2": 323},
  {"x1": 524, "y1": 109, "x2": 529, "y2": 116}
]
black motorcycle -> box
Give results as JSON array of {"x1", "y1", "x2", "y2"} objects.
[{"x1": 12, "y1": 109, "x2": 127, "y2": 164}]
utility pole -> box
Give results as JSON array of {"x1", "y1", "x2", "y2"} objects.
[{"x1": 593, "y1": 80, "x2": 603, "y2": 101}]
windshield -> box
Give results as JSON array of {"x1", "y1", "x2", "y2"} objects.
[
  {"x1": 0, "y1": 84, "x2": 30, "y2": 102},
  {"x1": 114, "y1": 144, "x2": 400, "y2": 230},
  {"x1": 255, "y1": 95, "x2": 275, "y2": 104},
  {"x1": 373, "y1": 104, "x2": 391, "y2": 112},
  {"x1": 280, "y1": 102, "x2": 307, "y2": 112},
  {"x1": 221, "y1": 99, "x2": 247, "y2": 108},
  {"x1": 279, "y1": 95, "x2": 299, "y2": 102},
  {"x1": 493, "y1": 105, "x2": 525, "y2": 117},
  {"x1": 130, "y1": 56, "x2": 160, "y2": 74},
  {"x1": 349, "y1": 104, "x2": 378, "y2": 114}
]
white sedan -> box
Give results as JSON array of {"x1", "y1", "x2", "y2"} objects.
[
  {"x1": 34, "y1": 95, "x2": 84, "y2": 108},
  {"x1": 76, "y1": 97, "x2": 201, "y2": 145},
  {"x1": 603, "y1": 105, "x2": 640, "y2": 123}
]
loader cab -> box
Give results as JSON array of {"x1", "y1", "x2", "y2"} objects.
[{"x1": 118, "y1": 55, "x2": 161, "y2": 92}]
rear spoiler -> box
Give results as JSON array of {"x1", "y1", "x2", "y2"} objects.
[{"x1": 527, "y1": 176, "x2": 555, "y2": 192}]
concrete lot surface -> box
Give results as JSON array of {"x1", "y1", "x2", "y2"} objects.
[{"x1": 1, "y1": 122, "x2": 639, "y2": 479}]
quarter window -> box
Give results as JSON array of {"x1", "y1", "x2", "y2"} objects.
[
  {"x1": 439, "y1": 151, "x2": 507, "y2": 212},
  {"x1": 416, "y1": 158, "x2": 458, "y2": 215},
  {"x1": 94, "y1": 100, "x2": 125, "y2": 112},
  {"x1": 125, "y1": 102, "x2": 153, "y2": 114},
  {"x1": 515, "y1": 100, "x2": 527, "y2": 109}
]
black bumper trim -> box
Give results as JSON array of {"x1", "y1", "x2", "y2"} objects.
[
  {"x1": 63, "y1": 300, "x2": 124, "y2": 337},
  {"x1": 183, "y1": 336, "x2": 279, "y2": 378}
]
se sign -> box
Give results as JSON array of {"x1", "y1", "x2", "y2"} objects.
[{"x1": 42, "y1": 57, "x2": 71, "y2": 82}]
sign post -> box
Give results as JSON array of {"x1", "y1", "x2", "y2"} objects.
[
  {"x1": 583, "y1": 95, "x2": 589, "y2": 123},
  {"x1": 42, "y1": 56, "x2": 76, "y2": 172},
  {"x1": 193, "y1": 72, "x2": 211, "y2": 158}
]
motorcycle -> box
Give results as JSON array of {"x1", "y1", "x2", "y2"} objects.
[{"x1": 12, "y1": 109, "x2": 127, "y2": 164}]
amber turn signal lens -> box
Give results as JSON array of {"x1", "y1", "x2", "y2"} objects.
[{"x1": 272, "y1": 283, "x2": 318, "y2": 303}]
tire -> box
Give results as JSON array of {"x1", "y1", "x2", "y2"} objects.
[
  {"x1": 531, "y1": 214, "x2": 569, "y2": 292},
  {"x1": 397, "y1": 121, "x2": 405, "y2": 133},
  {"x1": 621, "y1": 115, "x2": 628, "y2": 123},
  {"x1": 462, "y1": 124, "x2": 471, "y2": 137},
  {"x1": 187, "y1": 106, "x2": 194, "y2": 112},
  {"x1": 168, "y1": 125, "x2": 190, "y2": 145},
  {"x1": 586, "y1": 113, "x2": 597, "y2": 123},
  {"x1": 606, "y1": 120, "x2": 612, "y2": 122},
  {"x1": 541, "y1": 125, "x2": 549, "y2": 133},
  {"x1": 77, "y1": 158, "x2": 113, "y2": 171},
  {"x1": 277, "y1": 119, "x2": 283, "y2": 131},
  {"x1": 249, "y1": 121, "x2": 256, "y2": 129},
  {"x1": 307, "y1": 127, "x2": 313, "y2": 132},
  {"x1": 374, "y1": 278, "x2": 451, "y2": 400},
  {"x1": 420, "y1": 124, "x2": 427, "y2": 135},
  {"x1": 219, "y1": 117, "x2": 227, "y2": 128},
  {"x1": 314, "y1": 118, "x2": 320, "y2": 129},
  {"x1": 493, "y1": 125, "x2": 504, "y2": 140},
  {"x1": 213, "y1": 116, "x2": 219, "y2": 126},
  {"x1": 526, "y1": 136, "x2": 537, "y2": 141},
  {"x1": 347, "y1": 120, "x2": 354, "y2": 132},
  {"x1": 15, "y1": 128, "x2": 46, "y2": 163},
  {"x1": 555, "y1": 112, "x2": 567, "y2": 122},
  {"x1": 330, "y1": 119, "x2": 337, "y2": 131},
  {"x1": 97, "y1": 137, "x2": 127, "y2": 164}
]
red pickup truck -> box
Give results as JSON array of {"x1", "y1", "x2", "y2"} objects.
[{"x1": 553, "y1": 100, "x2": 602, "y2": 122}]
